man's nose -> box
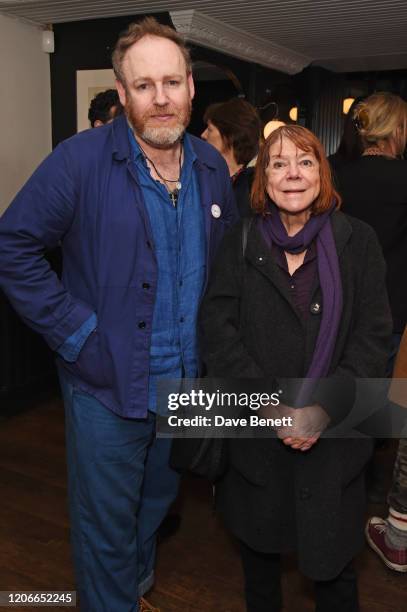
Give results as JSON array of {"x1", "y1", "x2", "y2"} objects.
[
  {"x1": 201, "y1": 128, "x2": 208, "y2": 140},
  {"x1": 154, "y1": 84, "x2": 169, "y2": 105}
]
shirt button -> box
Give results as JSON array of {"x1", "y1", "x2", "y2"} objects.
[
  {"x1": 142, "y1": 282, "x2": 150, "y2": 289},
  {"x1": 179, "y1": 280, "x2": 183, "y2": 287},
  {"x1": 138, "y1": 321, "x2": 146, "y2": 329},
  {"x1": 290, "y1": 284, "x2": 295, "y2": 289},
  {"x1": 146, "y1": 241, "x2": 152, "y2": 249},
  {"x1": 180, "y1": 317, "x2": 185, "y2": 323}
]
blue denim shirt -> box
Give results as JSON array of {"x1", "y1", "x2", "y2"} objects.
[{"x1": 129, "y1": 131, "x2": 206, "y2": 410}]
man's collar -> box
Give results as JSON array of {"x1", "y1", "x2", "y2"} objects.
[
  {"x1": 127, "y1": 126, "x2": 145, "y2": 162},
  {"x1": 111, "y1": 113, "x2": 132, "y2": 161}
]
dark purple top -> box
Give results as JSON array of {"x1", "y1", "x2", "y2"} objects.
[{"x1": 272, "y1": 241, "x2": 318, "y2": 321}]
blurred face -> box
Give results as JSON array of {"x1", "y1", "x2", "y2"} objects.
[
  {"x1": 266, "y1": 136, "x2": 320, "y2": 217},
  {"x1": 93, "y1": 105, "x2": 119, "y2": 128},
  {"x1": 201, "y1": 121, "x2": 227, "y2": 155},
  {"x1": 116, "y1": 35, "x2": 194, "y2": 149}
]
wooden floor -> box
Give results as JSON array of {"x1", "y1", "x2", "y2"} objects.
[{"x1": 0, "y1": 395, "x2": 406, "y2": 611}]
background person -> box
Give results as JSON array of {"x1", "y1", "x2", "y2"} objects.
[
  {"x1": 200, "y1": 125, "x2": 391, "y2": 611},
  {"x1": 335, "y1": 92, "x2": 407, "y2": 366},
  {"x1": 328, "y1": 96, "x2": 365, "y2": 176},
  {"x1": 201, "y1": 98, "x2": 262, "y2": 217},
  {"x1": 366, "y1": 438, "x2": 407, "y2": 573},
  {"x1": 88, "y1": 88, "x2": 122, "y2": 127},
  {"x1": 0, "y1": 17, "x2": 237, "y2": 612},
  {"x1": 334, "y1": 91, "x2": 407, "y2": 573}
]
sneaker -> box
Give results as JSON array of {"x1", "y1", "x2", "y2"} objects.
[
  {"x1": 365, "y1": 517, "x2": 407, "y2": 572},
  {"x1": 139, "y1": 596, "x2": 160, "y2": 612}
]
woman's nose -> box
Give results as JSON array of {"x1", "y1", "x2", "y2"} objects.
[
  {"x1": 201, "y1": 128, "x2": 208, "y2": 140},
  {"x1": 287, "y1": 162, "x2": 300, "y2": 178}
]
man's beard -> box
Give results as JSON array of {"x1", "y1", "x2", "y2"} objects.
[{"x1": 126, "y1": 100, "x2": 192, "y2": 149}]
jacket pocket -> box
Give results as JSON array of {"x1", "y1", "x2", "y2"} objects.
[{"x1": 61, "y1": 330, "x2": 110, "y2": 388}]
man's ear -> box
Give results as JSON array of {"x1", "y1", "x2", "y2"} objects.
[
  {"x1": 116, "y1": 79, "x2": 127, "y2": 107},
  {"x1": 187, "y1": 72, "x2": 195, "y2": 101}
]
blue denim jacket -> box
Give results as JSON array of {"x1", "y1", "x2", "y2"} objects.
[{"x1": 0, "y1": 114, "x2": 238, "y2": 417}]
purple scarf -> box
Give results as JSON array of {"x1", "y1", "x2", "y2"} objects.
[{"x1": 260, "y1": 201, "x2": 343, "y2": 405}]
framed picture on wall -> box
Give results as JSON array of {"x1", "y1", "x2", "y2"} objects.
[{"x1": 76, "y1": 69, "x2": 116, "y2": 132}]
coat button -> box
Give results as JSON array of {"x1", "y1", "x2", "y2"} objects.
[
  {"x1": 299, "y1": 487, "x2": 311, "y2": 500},
  {"x1": 310, "y1": 302, "x2": 321, "y2": 315},
  {"x1": 256, "y1": 255, "x2": 266, "y2": 265},
  {"x1": 138, "y1": 321, "x2": 146, "y2": 329},
  {"x1": 142, "y1": 282, "x2": 150, "y2": 289}
]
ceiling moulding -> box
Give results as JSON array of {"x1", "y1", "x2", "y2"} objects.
[
  {"x1": 0, "y1": 8, "x2": 41, "y2": 28},
  {"x1": 170, "y1": 9, "x2": 309, "y2": 75}
]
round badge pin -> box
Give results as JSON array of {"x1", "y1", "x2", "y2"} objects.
[{"x1": 211, "y1": 204, "x2": 221, "y2": 218}]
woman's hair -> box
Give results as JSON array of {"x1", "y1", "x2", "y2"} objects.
[
  {"x1": 353, "y1": 92, "x2": 407, "y2": 154},
  {"x1": 203, "y1": 98, "x2": 262, "y2": 166},
  {"x1": 251, "y1": 125, "x2": 341, "y2": 215},
  {"x1": 112, "y1": 17, "x2": 192, "y2": 86},
  {"x1": 330, "y1": 96, "x2": 366, "y2": 164}
]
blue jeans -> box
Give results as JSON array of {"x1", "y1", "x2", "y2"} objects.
[
  {"x1": 59, "y1": 373, "x2": 180, "y2": 612},
  {"x1": 388, "y1": 437, "x2": 407, "y2": 515}
]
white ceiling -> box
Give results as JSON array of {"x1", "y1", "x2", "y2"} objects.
[{"x1": 1, "y1": 0, "x2": 407, "y2": 73}]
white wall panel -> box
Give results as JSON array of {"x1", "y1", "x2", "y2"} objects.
[{"x1": 0, "y1": 13, "x2": 52, "y2": 214}]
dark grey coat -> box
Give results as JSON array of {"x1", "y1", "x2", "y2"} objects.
[{"x1": 200, "y1": 211, "x2": 392, "y2": 581}]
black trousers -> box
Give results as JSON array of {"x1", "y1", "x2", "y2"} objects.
[{"x1": 239, "y1": 541, "x2": 359, "y2": 612}]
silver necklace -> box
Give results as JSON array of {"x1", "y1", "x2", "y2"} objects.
[{"x1": 139, "y1": 143, "x2": 183, "y2": 194}]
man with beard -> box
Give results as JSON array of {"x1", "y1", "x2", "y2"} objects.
[{"x1": 0, "y1": 17, "x2": 237, "y2": 612}]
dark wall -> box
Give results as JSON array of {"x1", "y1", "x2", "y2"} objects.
[
  {"x1": 343, "y1": 68, "x2": 407, "y2": 99},
  {"x1": 0, "y1": 249, "x2": 62, "y2": 411},
  {"x1": 191, "y1": 80, "x2": 240, "y2": 137},
  {"x1": 51, "y1": 13, "x2": 292, "y2": 145}
]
